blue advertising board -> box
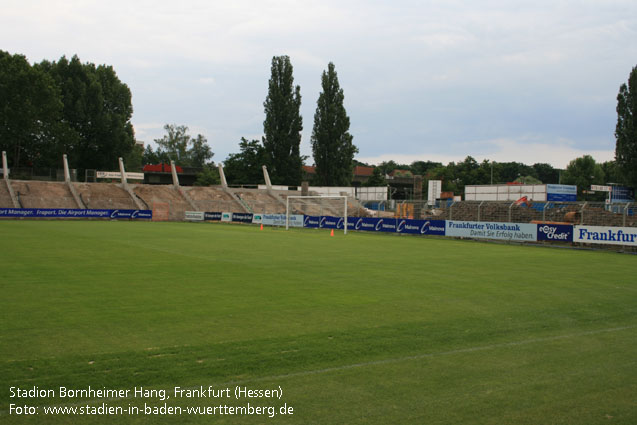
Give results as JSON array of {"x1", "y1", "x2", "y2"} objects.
[
  {"x1": 396, "y1": 219, "x2": 446, "y2": 235},
  {"x1": 318, "y1": 216, "x2": 343, "y2": 229},
  {"x1": 231, "y1": 213, "x2": 254, "y2": 224},
  {"x1": 0, "y1": 208, "x2": 152, "y2": 219},
  {"x1": 546, "y1": 184, "x2": 577, "y2": 202},
  {"x1": 313, "y1": 217, "x2": 446, "y2": 236},
  {"x1": 536, "y1": 223, "x2": 573, "y2": 242},
  {"x1": 350, "y1": 217, "x2": 381, "y2": 232},
  {"x1": 204, "y1": 212, "x2": 222, "y2": 221},
  {"x1": 303, "y1": 215, "x2": 320, "y2": 228}
]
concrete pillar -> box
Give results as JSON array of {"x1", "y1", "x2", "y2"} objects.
[
  {"x1": 63, "y1": 154, "x2": 71, "y2": 182},
  {"x1": 262, "y1": 165, "x2": 272, "y2": 189},
  {"x1": 218, "y1": 164, "x2": 228, "y2": 188},
  {"x1": 170, "y1": 160, "x2": 180, "y2": 187},
  {"x1": 118, "y1": 157, "x2": 128, "y2": 185},
  {"x1": 2, "y1": 151, "x2": 8, "y2": 179}
]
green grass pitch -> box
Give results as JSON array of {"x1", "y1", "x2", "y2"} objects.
[{"x1": 1, "y1": 220, "x2": 636, "y2": 424}]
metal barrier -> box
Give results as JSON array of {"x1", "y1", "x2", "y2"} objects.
[{"x1": 429, "y1": 201, "x2": 637, "y2": 227}]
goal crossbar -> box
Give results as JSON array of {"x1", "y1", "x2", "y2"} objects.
[{"x1": 285, "y1": 195, "x2": 348, "y2": 234}]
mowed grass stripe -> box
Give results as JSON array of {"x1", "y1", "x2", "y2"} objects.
[
  {"x1": 1, "y1": 220, "x2": 636, "y2": 424},
  {"x1": 1, "y1": 324, "x2": 633, "y2": 415}
]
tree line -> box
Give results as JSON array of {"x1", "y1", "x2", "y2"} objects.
[
  {"x1": 355, "y1": 155, "x2": 622, "y2": 201},
  {"x1": 0, "y1": 51, "x2": 135, "y2": 173},
  {"x1": 1, "y1": 50, "x2": 635, "y2": 196}
]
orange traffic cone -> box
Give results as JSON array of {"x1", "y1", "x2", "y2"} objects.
[
  {"x1": 260, "y1": 224, "x2": 264, "y2": 231},
  {"x1": 330, "y1": 229, "x2": 334, "y2": 237}
]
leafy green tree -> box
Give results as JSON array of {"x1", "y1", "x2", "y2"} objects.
[
  {"x1": 615, "y1": 65, "x2": 637, "y2": 188},
  {"x1": 39, "y1": 55, "x2": 135, "y2": 171},
  {"x1": 142, "y1": 145, "x2": 165, "y2": 165},
  {"x1": 262, "y1": 56, "x2": 303, "y2": 185},
  {"x1": 561, "y1": 155, "x2": 605, "y2": 200},
  {"x1": 601, "y1": 160, "x2": 622, "y2": 185},
  {"x1": 513, "y1": 175, "x2": 542, "y2": 184},
  {"x1": 364, "y1": 167, "x2": 386, "y2": 187},
  {"x1": 428, "y1": 164, "x2": 460, "y2": 194},
  {"x1": 223, "y1": 138, "x2": 267, "y2": 185},
  {"x1": 154, "y1": 124, "x2": 190, "y2": 163},
  {"x1": 124, "y1": 143, "x2": 144, "y2": 171},
  {"x1": 311, "y1": 62, "x2": 357, "y2": 186},
  {"x1": 189, "y1": 134, "x2": 214, "y2": 168},
  {"x1": 148, "y1": 124, "x2": 214, "y2": 168},
  {"x1": 377, "y1": 160, "x2": 409, "y2": 176},
  {"x1": 0, "y1": 51, "x2": 65, "y2": 167},
  {"x1": 194, "y1": 166, "x2": 220, "y2": 186},
  {"x1": 532, "y1": 163, "x2": 558, "y2": 184},
  {"x1": 410, "y1": 160, "x2": 442, "y2": 176},
  {"x1": 495, "y1": 162, "x2": 536, "y2": 183}
]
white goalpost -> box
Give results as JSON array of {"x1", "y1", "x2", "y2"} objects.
[{"x1": 286, "y1": 195, "x2": 348, "y2": 234}]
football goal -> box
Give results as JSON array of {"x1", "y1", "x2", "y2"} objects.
[{"x1": 286, "y1": 195, "x2": 348, "y2": 234}]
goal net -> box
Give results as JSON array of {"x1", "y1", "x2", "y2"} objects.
[{"x1": 286, "y1": 195, "x2": 348, "y2": 234}]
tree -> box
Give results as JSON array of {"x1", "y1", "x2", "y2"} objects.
[
  {"x1": 615, "y1": 65, "x2": 637, "y2": 189},
  {"x1": 124, "y1": 142, "x2": 144, "y2": 171},
  {"x1": 39, "y1": 55, "x2": 135, "y2": 171},
  {"x1": 364, "y1": 167, "x2": 386, "y2": 187},
  {"x1": 532, "y1": 163, "x2": 558, "y2": 184},
  {"x1": 154, "y1": 124, "x2": 190, "y2": 163},
  {"x1": 601, "y1": 160, "x2": 622, "y2": 185},
  {"x1": 561, "y1": 155, "x2": 605, "y2": 200},
  {"x1": 311, "y1": 62, "x2": 357, "y2": 186},
  {"x1": 513, "y1": 175, "x2": 542, "y2": 184},
  {"x1": 262, "y1": 56, "x2": 303, "y2": 185},
  {"x1": 223, "y1": 138, "x2": 267, "y2": 185},
  {"x1": 149, "y1": 124, "x2": 214, "y2": 168},
  {"x1": 0, "y1": 51, "x2": 65, "y2": 168},
  {"x1": 377, "y1": 160, "x2": 408, "y2": 176},
  {"x1": 189, "y1": 134, "x2": 214, "y2": 168},
  {"x1": 194, "y1": 167, "x2": 220, "y2": 186},
  {"x1": 410, "y1": 160, "x2": 442, "y2": 176}
]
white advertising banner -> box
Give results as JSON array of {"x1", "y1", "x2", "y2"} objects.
[
  {"x1": 446, "y1": 221, "x2": 537, "y2": 241},
  {"x1": 221, "y1": 212, "x2": 232, "y2": 222},
  {"x1": 574, "y1": 225, "x2": 637, "y2": 246},
  {"x1": 184, "y1": 211, "x2": 204, "y2": 221},
  {"x1": 97, "y1": 171, "x2": 144, "y2": 180},
  {"x1": 260, "y1": 213, "x2": 304, "y2": 227}
]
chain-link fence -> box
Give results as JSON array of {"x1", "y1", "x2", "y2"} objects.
[{"x1": 369, "y1": 200, "x2": 637, "y2": 227}]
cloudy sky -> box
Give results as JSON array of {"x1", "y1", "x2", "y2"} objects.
[{"x1": 2, "y1": 0, "x2": 636, "y2": 168}]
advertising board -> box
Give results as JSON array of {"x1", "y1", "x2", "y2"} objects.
[
  {"x1": 536, "y1": 223, "x2": 573, "y2": 242},
  {"x1": 546, "y1": 184, "x2": 577, "y2": 202},
  {"x1": 446, "y1": 221, "x2": 537, "y2": 241},
  {"x1": 231, "y1": 213, "x2": 254, "y2": 224},
  {"x1": 0, "y1": 208, "x2": 152, "y2": 219},
  {"x1": 397, "y1": 219, "x2": 446, "y2": 235},
  {"x1": 184, "y1": 211, "x2": 204, "y2": 221},
  {"x1": 204, "y1": 212, "x2": 222, "y2": 221},
  {"x1": 574, "y1": 225, "x2": 637, "y2": 246}
]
